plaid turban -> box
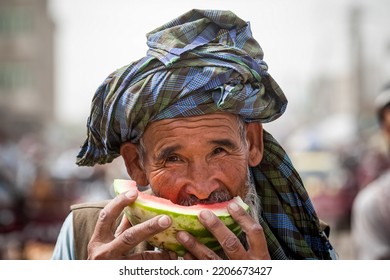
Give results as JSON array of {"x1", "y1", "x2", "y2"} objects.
[
  {"x1": 76, "y1": 9, "x2": 286, "y2": 166},
  {"x1": 77, "y1": 9, "x2": 334, "y2": 259}
]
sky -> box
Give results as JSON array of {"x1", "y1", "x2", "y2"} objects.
[{"x1": 47, "y1": 0, "x2": 390, "y2": 142}]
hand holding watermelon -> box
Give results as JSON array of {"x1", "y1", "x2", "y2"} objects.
[
  {"x1": 176, "y1": 203, "x2": 270, "y2": 260},
  {"x1": 106, "y1": 179, "x2": 271, "y2": 259},
  {"x1": 87, "y1": 183, "x2": 178, "y2": 260}
]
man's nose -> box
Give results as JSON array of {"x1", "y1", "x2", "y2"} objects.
[{"x1": 184, "y1": 161, "x2": 219, "y2": 200}]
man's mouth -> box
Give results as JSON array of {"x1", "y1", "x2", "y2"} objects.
[{"x1": 178, "y1": 191, "x2": 231, "y2": 206}]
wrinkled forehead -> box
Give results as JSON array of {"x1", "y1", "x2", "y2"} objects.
[{"x1": 142, "y1": 112, "x2": 243, "y2": 139}]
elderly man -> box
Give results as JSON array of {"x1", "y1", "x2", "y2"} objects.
[{"x1": 51, "y1": 9, "x2": 335, "y2": 260}]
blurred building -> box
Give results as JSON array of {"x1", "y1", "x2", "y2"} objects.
[
  {"x1": 0, "y1": 0, "x2": 54, "y2": 139},
  {"x1": 0, "y1": 0, "x2": 57, "y2": 260}
]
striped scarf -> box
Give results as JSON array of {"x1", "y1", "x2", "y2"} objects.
[{"x1": 77, "y1": 9, "x2": 333, "y2": 259}]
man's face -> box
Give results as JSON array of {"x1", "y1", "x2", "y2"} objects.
[{"x1": 139, "y1": 113, "x2": 254, "y2": 205}]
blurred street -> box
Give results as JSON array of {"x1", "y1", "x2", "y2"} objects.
[{"x1": 1, "y1": 0, "x2": 390, "y2": 260}]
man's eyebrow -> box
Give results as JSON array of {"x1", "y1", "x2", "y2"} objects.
[
  {"x1": 209, "y1": 139, "x2": 237, "y2": 149},
  {"x1": 155, "y1": 144, "x2": 182, "y2": 161}
]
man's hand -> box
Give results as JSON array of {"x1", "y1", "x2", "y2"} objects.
[
  {"x1": 176, "y1": 202, "x2": 270, "y2": 260},
  {"x1": 87, "y1": 189, "x2": 177, "y2": 260}
]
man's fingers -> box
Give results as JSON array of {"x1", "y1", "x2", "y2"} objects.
[
  {"x1": 192, "y1": 203, "x2": 270, "y2": 260},
  {"x1": 114, "y1": 214, "x2": 132, "y2": 237},
  {"x1": 198, "y1": 210, "x2": 247, "y2": 259},
  {"x1": 227, "y1": 202, "x2": 270, "y2": 259},
  {"x1": 177, "y1": 231, "x2": 220, "y2": 260},
  {"x1": 93, "y1": 190, "x2": 138, "y2": 242},
  {"x1": 111, "y1": 215, "x2": 172, "y2": 255}
]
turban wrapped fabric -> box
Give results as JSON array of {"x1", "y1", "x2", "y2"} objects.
[
  {"x1": 76, "y1": 9, "x2": 286, "y2": 166},
  {"x1": 77, "y1": 9, "x2": 334, "y2": 259}
]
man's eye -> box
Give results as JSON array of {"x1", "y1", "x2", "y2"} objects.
[
  {"x1": 212, "y1": 147, "x2": 226, "y2": 155},
  {"x1": 166, "y1": 155, "x2": 180, "y2": 162}
]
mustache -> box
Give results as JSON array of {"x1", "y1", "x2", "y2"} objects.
[{"x1": 178, "y1": 190, "x2": 232, "y2": 206}]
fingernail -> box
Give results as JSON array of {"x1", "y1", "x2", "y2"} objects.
[
  {"x1": 125, "y1": 190, "x2": 137, "y2": 199},
  {"x1": 200, "y1": 210, "x2": 212, "y2": 220},
  {"x1": 177, "y1": 231, "x2": 189, "y2": 242},
  {"x1": 228, "y1": 202, "x2": 239, "y2": 211},
  {"x1": 158, "y1": 215, "x2": 171, "y2": 227}
]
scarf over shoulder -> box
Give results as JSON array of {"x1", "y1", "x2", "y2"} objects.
[{"x1": 76, "y1": 9, "x2": 334, "y2": 259}]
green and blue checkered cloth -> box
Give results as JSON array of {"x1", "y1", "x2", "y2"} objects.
[{"x1": 77, "y1": 9, "x2": 334, "y2": 259}]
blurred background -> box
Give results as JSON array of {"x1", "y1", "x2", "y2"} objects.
[{"x1": 1, "y1": 0, "x2": 390, "y2": 260}]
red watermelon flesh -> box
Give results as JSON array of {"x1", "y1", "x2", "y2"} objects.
[{"x1": 113, "y1": 179, "x2": 249, "y2": 256}]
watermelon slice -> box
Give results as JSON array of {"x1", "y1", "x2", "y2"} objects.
[{"x1": 113, "y1": 179, "x2": 249, "y2": 256}]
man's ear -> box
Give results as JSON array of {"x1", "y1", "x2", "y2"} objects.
[
  {"x1": 245, "y1": 122, "x2": 264, "y2": 166},
  {"x1": 120, "y1": 142, "x2": 148, "y2": 186}
]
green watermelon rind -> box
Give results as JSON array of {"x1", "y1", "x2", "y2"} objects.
[
  {"x1": 129, "y1": 200, "x2": 243, "y2": 236},
  {"x1": 123, "y1": 206, "x2": 227, "y2": 256},
  {"x1": 114, "y1": 179, "x2": 249, "y2": 256}
]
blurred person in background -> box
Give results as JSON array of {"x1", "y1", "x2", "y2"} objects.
[
  {"x1": 51, "y1": 9, "x2": 336, "y2": 260},
  {"x1": 351, "y1": 83, "x2": 390, "y2": 259}
]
